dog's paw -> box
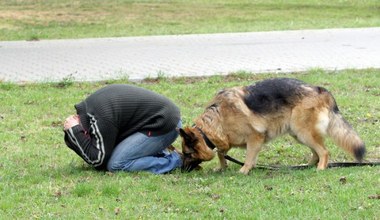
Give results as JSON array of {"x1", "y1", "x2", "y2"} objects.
[{"x1": 239, "y1": 166, "x2": 250, "y2": 175}]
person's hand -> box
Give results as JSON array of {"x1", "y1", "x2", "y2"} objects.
[{"x1": 64, "y1": 115, "x2": 80, "y2": 130}]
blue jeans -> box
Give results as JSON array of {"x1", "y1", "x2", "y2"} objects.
[{"x1": 107, "y1": 121, "x2": 182, "y2": 174}]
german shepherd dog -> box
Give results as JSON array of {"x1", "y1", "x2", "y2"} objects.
[{"x1": 179, "y1": 78, "x2": 365, "y2": 174}]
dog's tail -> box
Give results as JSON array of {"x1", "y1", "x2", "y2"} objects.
[{"x1": 326, "y1": 96, "x2": 365, "y2": 162}]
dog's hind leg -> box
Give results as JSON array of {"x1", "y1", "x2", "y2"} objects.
[
  {"x1": 307, "y1": 140, "x2": 328, "y2": 170},
  {"x1": 239, "y1": 134, "x2": 265, "y2": 175},
  {"x1": 291, "y1": 133, "x2": 319, "y2": 166},
  {"x1": 295, "y1": 132, "x2": 329, "y2": 170},
  {"x1": 291, "y1": 107, "x2": 330, "y2": 170}
]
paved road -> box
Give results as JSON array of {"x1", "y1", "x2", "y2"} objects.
[{"x1": 0, "y1": 28, "x2": 379, "y2": 83}]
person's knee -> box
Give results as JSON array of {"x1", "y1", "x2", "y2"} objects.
[
  {"x1": 107, "y1": 158, "x2": 134, "y2": 172},
  {"x1": 107, "y1": 159, "x2": 123, "y2": 172},
  {"x1": 107, "y1": 160, "x2": 117, "y2": 172}
]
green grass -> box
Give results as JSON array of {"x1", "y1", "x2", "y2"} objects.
[
  {"x1": 1, "y1": 0, "x2": 380, "y2": 41},
  {"x1": 0, "y1": 69, "x2": 379, "y2": 219}
]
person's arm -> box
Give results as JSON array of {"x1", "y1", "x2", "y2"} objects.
[{"x1": 63, "y1": 114, "x2": 117, "y2": 169}]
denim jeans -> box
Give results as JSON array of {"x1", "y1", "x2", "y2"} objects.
[{"x1": 107, "y1": 121, "x2": 182, "y2": 174}]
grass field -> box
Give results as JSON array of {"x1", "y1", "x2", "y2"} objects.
[
  {"x1": 0, "y1": 69, "x2": 379, "y2": 219},
  {"x1": 1, "y1": 0, "x2": 380, "y2": 41}
]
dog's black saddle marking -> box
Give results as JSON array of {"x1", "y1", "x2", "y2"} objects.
[{"x1": 244, "y1": 78, "x2": 306, "y2": 114}]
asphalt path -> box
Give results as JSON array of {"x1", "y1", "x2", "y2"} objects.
[{"x1": 0, "y1": 27, "x2": 379, "y2": 83}]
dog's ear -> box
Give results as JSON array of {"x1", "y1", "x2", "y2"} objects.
[
  {"x1": 179, "y1": 128, "x2": 198, "y2": 148},
  {"x1": 179, "y1": 128, "x2": 188, "y2": 138},
  {"x1": 179, "y1": 128, "x2": 193, "y2": 142}
]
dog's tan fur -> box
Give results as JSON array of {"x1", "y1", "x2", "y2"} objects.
[{"x1": 179, "y1": 78, "x2": 365, "y2": 174}]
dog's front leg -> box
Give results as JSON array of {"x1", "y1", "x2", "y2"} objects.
[
  {"x1": 239, "y1": 135, "x2": 264, "y2": 175},
  {"x1": 214, "y1": 151, "x2": 227, "y2": 172}
]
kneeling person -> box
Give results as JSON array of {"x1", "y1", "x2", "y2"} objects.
[{"x1": 63, "y1": 84, "x2": 182, "y2": 174}]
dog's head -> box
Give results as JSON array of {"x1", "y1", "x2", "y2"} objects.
[{"x1": 179, "y1": 127, "x2": 215, "y2": 172}]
